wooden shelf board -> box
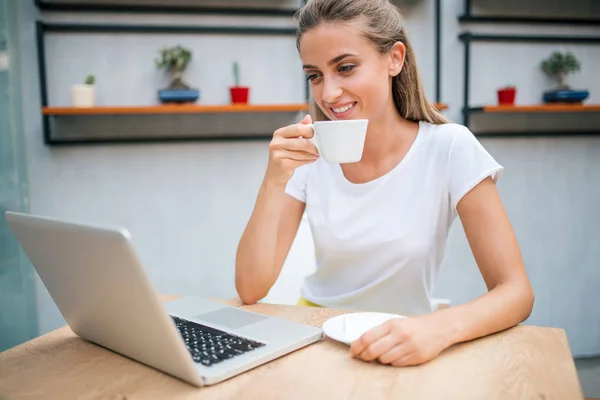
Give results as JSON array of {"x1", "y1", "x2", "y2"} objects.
[
  {"x1": 434, "y1": 103, "x2": 448, "y2": 111},
  {"x1": 43, "y1": 104, "x2": 309, "y2": 116},
  {"x1": 472, "y1": 104, "x2": 600, "y2": 113}
]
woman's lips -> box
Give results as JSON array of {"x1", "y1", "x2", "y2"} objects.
[{"x1": 329, "y1": 102, "x2": 357, "y2": 119}]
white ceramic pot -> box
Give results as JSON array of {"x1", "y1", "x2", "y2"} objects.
[{"x1": 70, "y1": 84, "x2": 95, "y2": 107}]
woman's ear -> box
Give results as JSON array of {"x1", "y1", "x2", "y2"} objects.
[{"x1": 388, "y1": 42, "x2": 406, "y2": 77}]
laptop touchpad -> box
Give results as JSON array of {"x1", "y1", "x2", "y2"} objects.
[{"x1": 195, "y1": 307, "x2": 268, "y2": 330}]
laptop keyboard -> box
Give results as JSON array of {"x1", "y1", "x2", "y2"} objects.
[{"x1": 171, "y1": 315, "x2": 265, "y2": 367}]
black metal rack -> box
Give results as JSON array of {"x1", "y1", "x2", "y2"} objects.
[
  {"x1": 36, "y1": 21, "x2": 306, "y2": 145},
  {"x1": 458, "y1": 32, "x2": 600, "y2": 136}
]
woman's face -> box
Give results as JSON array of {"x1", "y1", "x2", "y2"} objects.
[{"x1": 299, "y1": 21, "x2": 404, "y2": 121}]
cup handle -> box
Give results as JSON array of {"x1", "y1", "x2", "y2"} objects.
[{"x1": 305, "y1": 123, "x2": 320, "y2": 153}]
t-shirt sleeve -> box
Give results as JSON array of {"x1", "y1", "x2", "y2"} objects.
[
  {"x1": 448, "y1": 126, "x2": 503, "y2": 211},
  {"x1": 284, "y1": 164, "x2": 309, "y2": 203}
]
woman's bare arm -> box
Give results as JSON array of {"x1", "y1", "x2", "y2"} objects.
[{"x1": 235, "y1": 186, "x2": 306, "y2": 304}]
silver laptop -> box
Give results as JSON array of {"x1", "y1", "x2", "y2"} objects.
[{"x1": 5, "y1": 211, "x2": 323, "y2": 387}]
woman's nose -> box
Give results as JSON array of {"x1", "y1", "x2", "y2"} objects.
[{"x1": 321, "y1": 78, "x2": 343, "y2": 104}]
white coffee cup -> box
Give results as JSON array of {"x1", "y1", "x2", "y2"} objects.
[{"x1": 307, "y1": 119, "x2": 368, "y2": 163}]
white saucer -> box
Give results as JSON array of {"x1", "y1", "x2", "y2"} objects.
[{"x1": 323, "y1": 312, "x2": 406, "y2": 345}]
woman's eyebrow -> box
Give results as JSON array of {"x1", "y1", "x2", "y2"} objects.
[{"x1": 302, "y1": 53, "x2": 357, "y2": 69}]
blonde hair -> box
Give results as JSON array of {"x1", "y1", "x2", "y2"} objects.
[{"x1": 294, "y1": 0, "x2": 448, "y2": 124}]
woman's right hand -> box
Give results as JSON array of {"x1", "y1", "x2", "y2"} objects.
[{"x1": 265, "y1": 114, "x2": 320, "y2": 186}]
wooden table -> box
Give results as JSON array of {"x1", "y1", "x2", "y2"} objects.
[{"x1": 0, "y1": 297, "x2": 584, "y2": 400}]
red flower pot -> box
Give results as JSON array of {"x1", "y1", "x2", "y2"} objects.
[
  {"x1": 497, "y1": 88, "x2": 516, "y2": 105},
  {"x1": 230, "y1": 87, "x2": 250, "y2": 104}
]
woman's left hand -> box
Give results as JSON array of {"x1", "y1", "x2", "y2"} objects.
[{"x1": 349, "y1": 315, "x2": 450, "y2": 367}]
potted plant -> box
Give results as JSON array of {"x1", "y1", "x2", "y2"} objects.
[
  {"x1": 230, "y1": 61, "x2": 249, "y2": 104},
  {"x1": 155, "y1": 45, "x2": 199, "y2": 103},
  {"x1": 70, "y1": 74, "x2": 95, "y2": 107},
  {"x1": 497, "y1": 85, "x2": 516, "y2": 105},
  {"x1": 540, "y1": 51, "x2": 588, "y2": 103}
]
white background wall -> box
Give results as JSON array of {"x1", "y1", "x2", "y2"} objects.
[{"x1": 14, "y1": 0, "x2": 600, "y2": 356}]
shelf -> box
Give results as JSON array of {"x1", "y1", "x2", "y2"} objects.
[
  {"x1": 465, "y1": 104, "x2": 600, "y2": 137},
  {"x1": 459, "y1": 15, "x2": 600, "y2": 26},
  {"x1": 35, "y1": 20, "x2": 309, "y2": 145},
  {"x1": 43, "y1": 104, "x2": 309, "y2": 116},
  {"x1": 469, "y1": 104, "x2": 600, "y2": 113},
  {"x1": 434, "y1": 103, "x2": 448, "y2": 111},
  {"x1": 459, "y1": 30, "x2": 600, "y2": 129},
  {"x1": 42, "y1": 104, "x2": 309, "y2": 144}
]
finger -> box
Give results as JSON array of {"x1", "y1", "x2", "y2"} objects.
[
  {"x1": 299, "y1": 114, "x2": 313, "y2": 125},
  {"x1": 356, "y1": 334, "x2": 401, "y2": 362},
  {"x1": 275, "y1": 149, "x2": 319, "y2": 162},
  {"x1": 274, "y1": 123, "x2": 314, "y2": 139},
  {"x1": 276, "y1": 138, "x2": 319, "y2": 156},
  {"x1": 349, "y1": 322, "x2": 392, "y2": 357},
  {"x1": 391, "y1": 352, "x2": 417, "y2": 367},
  {"x1": 377, "y1": 343, "x2": 410, "y2": 365}
]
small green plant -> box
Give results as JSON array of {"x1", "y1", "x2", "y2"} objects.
[
  {"x1": 233, "y1": 61, "x2": 240, "y2": 87},
  {"x1": 541, "y1": 51, "x2": 581, "y2": 90},
  {"x1": 155, "y1": 45, "x2": 192, "y2": 89},
  {"x1": 84, "y1": 74, "x2": 95, "y2": 85}
]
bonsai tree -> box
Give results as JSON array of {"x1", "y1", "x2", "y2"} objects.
[
  {"x1": 541, "y1": 51, "x2": 581, "y2": 90},
  {"x1": 155, "y1": 45, "x2": 192, "y2": 89}
]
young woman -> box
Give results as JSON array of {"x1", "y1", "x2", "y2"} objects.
[{"x1": 235, "y1": 0, "x2": 534, "y2": 367}]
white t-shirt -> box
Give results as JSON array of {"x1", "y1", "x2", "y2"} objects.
[{"x1": 284, "y1": 121, "x2": 503, "y2": 315}]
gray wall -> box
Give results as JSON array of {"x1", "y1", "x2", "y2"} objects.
[{"x1": 13, "y1": 0, "x2": 600, "y2": 356}]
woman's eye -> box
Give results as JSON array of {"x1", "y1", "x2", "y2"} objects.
[
  {"x1": 339, "y1": 64, "x2": 356, "y2": 73},
  {"x1": 306, "y1": 73, "x2": 320, "y2": 81}
]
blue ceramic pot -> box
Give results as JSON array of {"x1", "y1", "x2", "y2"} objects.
[
  {"x1": 543, "y1": 89, "x2": 589, "y2": 103},
  {"x1": 158, "y1": 88, "x2": 199, "y2": 104}
]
